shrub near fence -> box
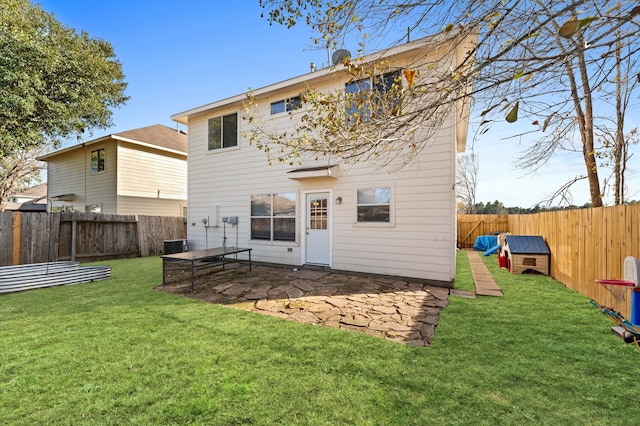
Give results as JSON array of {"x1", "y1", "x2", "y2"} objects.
[
  {"x1": 0, "y1": 212, "x2": 187, "y2": 266},
  {"x1": 458, "y1": 205, "x2": 640, "y2": 319}
]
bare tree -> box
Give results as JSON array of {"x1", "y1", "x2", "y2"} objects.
[
  {"x1": 597, "y1": 126, "x2": 638, "y2": 204},
  {"x1": 457, "y1": 152, "x2": 480, "y2": 213},
  {"x1": 258, "y1": 0, "x2": 640, "y2": 207},
  {"x1": 0, "y1": 146, "x2": 47, "y2": 211},
  {"x1": 602, "y1": 28, "x2": 639, "y2": 205}
]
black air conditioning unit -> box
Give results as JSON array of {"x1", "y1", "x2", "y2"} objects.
[{"x1": 164, "y1": 239, "x2": 187, "y2": 254}]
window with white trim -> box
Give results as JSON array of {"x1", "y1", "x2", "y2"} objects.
[
  {"x1": 250, "y1": 193, "x2": 296, "y2": 241},
  {"x1": 357, "y1": 187, "x2": 391, "y2": 222},
  {"x1": 345, "y1": 70, "x2": 402, "y2": 122},
  {"x1": 208, "y1": 113, "x2": 238, "y2": 150},
  {"x1": 270, "y1": 96, "x2": 302, "y2": 115}
]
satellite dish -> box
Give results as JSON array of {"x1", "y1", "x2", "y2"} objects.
[{"x1": 332, "y1": 49, "x2": 351, "y2": 65}]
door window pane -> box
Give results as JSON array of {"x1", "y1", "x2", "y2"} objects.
[{"x1": 309, "y1": 197, "x2": 327, "y2": 230}]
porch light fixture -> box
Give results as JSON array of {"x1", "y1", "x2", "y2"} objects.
[{"x1": 335, "y1": 196, "x2": 342, "y2": 205}]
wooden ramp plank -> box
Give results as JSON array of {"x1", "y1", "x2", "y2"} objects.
[{"x1": 467, "y1": 250, "x2": 503, "y2": 297}]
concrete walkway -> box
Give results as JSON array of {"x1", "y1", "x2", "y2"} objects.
[{"x1": 467, "y1": 250, "x2": 503, "y2": 297}]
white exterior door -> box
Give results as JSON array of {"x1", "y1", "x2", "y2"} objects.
[{"x1": 305, "y1": 193, "x2": 330, "y2": 265}]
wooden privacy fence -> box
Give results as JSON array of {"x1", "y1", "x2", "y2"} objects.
[
  {"x1": 458, "y1": 206, "x2": 640, "y2": 319},
  {"x1": 0, "y1": 212, "x2": 187, "y2": 266},
  {"x1": 457, "y1": 214, "x2": 509, "y2": 248}
]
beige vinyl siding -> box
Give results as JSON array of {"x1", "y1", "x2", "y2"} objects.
[
  {"x1": 326, "y1": 129, "x2": 456, "y2": 282},
  {"x1": 116, "y1": 143, "x2": 187, "y2": 216},
  {"x1": 86, "y1": 142, "x2": 117, "y2": 212},
  {"x1": 47, "y1": 141, "x2": 117, "y2": 213},
  {"x1": 47, "y1": 149, "x2": 86, "y2": 210},
  {"x1": 187, "y1": 110, "x2": 302, "y2": 264},
  {"x1": 184, "y1": 37, "x2": 465, "y2": 283},
  {"x1": 117, "y1": 196, "x2": 186, "y2": 217},
  {"x1": 186, "y1": 105, "x2": 458, "y2": 282}
]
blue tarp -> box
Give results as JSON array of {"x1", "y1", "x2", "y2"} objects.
[
  {"x1": 474, "y1": 235, "x2": 498, "y2": 251},
  {"x1": 484, "y1": 245, "x2": 501, "y2": 256}
]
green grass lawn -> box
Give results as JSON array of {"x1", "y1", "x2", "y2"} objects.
[{"x1": 2, "y1": 253, "x2": 639, "y2": 425}]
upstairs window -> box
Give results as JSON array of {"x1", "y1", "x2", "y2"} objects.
[
  {"x1": 270, "y1": 96, "x2": 302, "y2": 115},
  {"x1": 208, "y1": 113, "x2": 238, "y2": 150},
  {"x1": 345, "y1": 70, "x2": 402, "y2": 122},
  {"x1": 90, "y1": 148, "x2": 105, "y2": 173},
  {"x1": 250, "y1": 193, "x2": 296, "y2": 241},
  {"x1": 357, "y1": 187, "x2": 391, "y2": 223},
  {"x1": 345, "y1": 77, "x2": 371, "y2": 122}
]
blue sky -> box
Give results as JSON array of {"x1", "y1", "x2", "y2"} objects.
[{"x1": 36, "y1": 0, "x2": 639, "y2": 207}]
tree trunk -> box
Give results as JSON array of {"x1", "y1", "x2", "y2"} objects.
[{"x1": 570, "y1": 39, "x2": 603, "y2": 207}]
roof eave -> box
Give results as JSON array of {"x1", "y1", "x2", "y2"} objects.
[
  {"x1": 38, "y1": 134, "x2": 187, "y2": 161},
  {"x1": 37, "y1": 135, "x2": 112, "y2": 161},
  {"x1": 111, "y1": 135, "x2": 187, "y2": 156},
  {"x1": 171, "y1": 31, "x2": 458, "y2": 124}
]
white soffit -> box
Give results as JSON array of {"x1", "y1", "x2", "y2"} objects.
[{"x1": 286, "y1": 165, "x2": 340, "y2": 180}]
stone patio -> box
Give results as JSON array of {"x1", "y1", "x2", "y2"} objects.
[{"x1": 156, "y1": 263, "x2": 452, "y2": 346}]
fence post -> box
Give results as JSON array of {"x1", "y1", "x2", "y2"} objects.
[
  {"x1": 12, "y1": 212, "x2": 21, "y2": 265},
  {"x1": 71, "y1": 217, "x2": 77, "y2": 262}
]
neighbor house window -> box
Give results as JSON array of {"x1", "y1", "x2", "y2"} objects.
[
  {"x1": 270, "y1": 96, "x2": 302, "y2": 115},
  {"x1": 85, "y1": 204, "x2": 102, "y2": 213},
  {"x1": 208, "y1": 113, "x2": 238, "y2": 150},
  {"x1": 357, "y1": 187, "x2": 391, "y2": 222},
  {"x1": 251, "y1": 193, "x2": 296, "y2": 241},
  {"x1": 345, "y1": 70, "x2": 402, "y2": 122},
  {"x1": 90, "y1": 148, "x2": 105, "y2": 173}
]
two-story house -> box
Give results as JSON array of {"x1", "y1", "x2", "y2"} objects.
[
  {"x1": 39, "y1": 124, "x2": 187, "y2": 217},
  {"x1": 171, "y1": 31, "x2": 475, "y2": 285}
]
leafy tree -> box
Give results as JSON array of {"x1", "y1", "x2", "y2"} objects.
[
  {"x1": 258, "y1": 0, "x2": 640, "y2": 207},
  {"x1": 0, "y1": 0, "x2": 128, "y2": 158}
]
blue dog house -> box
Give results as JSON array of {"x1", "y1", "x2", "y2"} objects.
[{"x1": 503, "y1": 235, "x2": 550, "y2": 275}]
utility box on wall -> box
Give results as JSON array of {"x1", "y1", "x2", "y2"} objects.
[
  {"x1": 206, "y1": 205, "x2": 219, "y2": 227},
  {"x1": 222, "y1": 216, "x2": 238, "y2": 225}
]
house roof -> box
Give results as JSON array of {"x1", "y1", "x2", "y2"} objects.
[
  {"x1": 171, "y1": 29, "x2": 477, "y2": 154},
  {"x1": 114, "y1": 124, "x2": 187, "y2": 153},
  {"x1": 38, "y1": 124, "x2": 187, "y2": 161},
  {"x1": 12, "y1": 202, "x2": 47, "y2": 212},
  {"x1": 4, "y1": 183, "x2": 48, "y2": 212},
  {"x1": 15, "y1": 183, "x2": 47, "y2": 198},
  {"x1": 505, "y1": 235, "x2": 550, "y2": 255}
]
